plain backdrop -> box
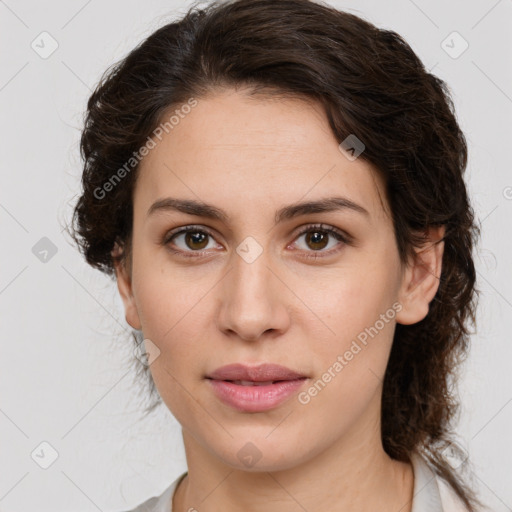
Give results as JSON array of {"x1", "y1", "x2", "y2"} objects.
[{"x1": 1, "y1": 0, "x2": 511, "y2": 510}]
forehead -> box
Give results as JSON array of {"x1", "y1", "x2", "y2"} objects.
[{"x1": 134, "y1": 89, "x2": 388, "y2": 222}]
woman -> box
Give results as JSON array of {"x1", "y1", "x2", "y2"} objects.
[{"x1": 70, "y1": 0, "x2": 482, "y2": 510}]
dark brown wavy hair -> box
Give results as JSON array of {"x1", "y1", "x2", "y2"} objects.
[{"x1": 68, "y1": 0, "x2": 481, "y2": 508}]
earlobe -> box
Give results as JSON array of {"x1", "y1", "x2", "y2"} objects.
[
  {"x1": 112, "y1": 244, "x2": 142, "y2": 331},
  {"x1": 395, "y1": 226, "x2": 445, "y2": 326}
]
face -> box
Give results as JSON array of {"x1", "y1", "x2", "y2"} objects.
[{"x1": 114, "y1": 88, "x2": 443, "y2": 472}]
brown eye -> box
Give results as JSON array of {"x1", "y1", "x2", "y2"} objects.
[
  {"x1": 183, "y1": 231, "x2": 209, "y2": 250},
  {"x1": 292, "y1": 224, "x2": 349, "y2": 256},
  {"x1": 164, "y1": 226, "x2": 219, "y2": 256},
  {"x1": 304, "y1": 230, "x2": 329, "y2": 251}
]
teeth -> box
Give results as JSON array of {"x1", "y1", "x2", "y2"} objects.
[{"x1": 232, "y1": 380, "x2": 275, "y2": 386}]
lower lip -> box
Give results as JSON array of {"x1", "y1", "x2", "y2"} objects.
[{"x1": 207, "y1": 378, "x2": 308, "y2": 412}]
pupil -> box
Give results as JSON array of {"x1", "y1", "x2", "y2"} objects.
[
  {"x1": 307, "y1": 231, "x2": 328, "y2": 250},
  {"x1": 186, "y1": 231, "x2": 208, "y2": 250}
]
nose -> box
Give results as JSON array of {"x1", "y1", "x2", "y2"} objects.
[{"x1": 216, "y1": 247, "x2": 291, "y2": 342}]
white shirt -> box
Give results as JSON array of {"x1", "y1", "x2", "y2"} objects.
[{"x1": 122, "y1": 452, "x2": 469, "y2": 511}]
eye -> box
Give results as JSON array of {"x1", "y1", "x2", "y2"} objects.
[
  {"x1": 290, "y1": 223, "x2": 350, "y2": 258},
  {"x1": 163, "y1": 225, "x2": 221, "y2": 257}
]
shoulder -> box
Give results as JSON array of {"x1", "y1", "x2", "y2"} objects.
[
  {"x1": 410, "y1": 452, "x2": 471, "y2": 512},
  {"x1": 119, "y1": 472, "x2": 187, "y2": 512},
  {"x1": 436, "y1": 476, "x2": 472, "y2": 512}
]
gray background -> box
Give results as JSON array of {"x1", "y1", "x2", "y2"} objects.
[{"x1": 1, "y1": 0, "x2": 511, "y2": 510}]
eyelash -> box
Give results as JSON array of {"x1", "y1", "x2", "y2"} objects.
[{"x1": 162, "y1": 223, "x2": 351, "y2": 260}]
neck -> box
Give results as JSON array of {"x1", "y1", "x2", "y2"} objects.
[{"x1": 173, "y1": 423, "x2": 414, "y2": 512}]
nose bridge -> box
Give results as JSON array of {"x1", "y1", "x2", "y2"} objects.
[
  {"x1": 216, "y1": 239, "x2": 289, "y2": 340},
  {"x1": 233, "y1": 242, "x2": 272, "y2": 298}
]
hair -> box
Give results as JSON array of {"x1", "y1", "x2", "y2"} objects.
[{"x1": 68, "y1": 0, "x2": 481, "y2": 508}]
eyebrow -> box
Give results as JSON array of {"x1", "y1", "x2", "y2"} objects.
[{"x1": 147, "y1": 196, "x2": 370, "y2": 223}]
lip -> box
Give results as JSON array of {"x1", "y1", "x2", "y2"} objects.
[
  {"x1": 205, "y1": 363, "x2": 308, "y2": 412},
  {"x1": 206, "y1": 363, "x2": 307, "y2": 382},
  {"x1": 207, "y1": 379, "x2": 308, "y2": 412}
]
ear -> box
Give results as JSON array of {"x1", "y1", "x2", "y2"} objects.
[
  {"x1": 112, "y1": 243, "x2": 142, "y2": 330},
  {"x1": 395, "y1": 226, "x2": 445, "y2": 325}
]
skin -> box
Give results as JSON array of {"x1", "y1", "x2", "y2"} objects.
[{"x1": 113, "y1": 87, "x2": 445, "y2": 512}]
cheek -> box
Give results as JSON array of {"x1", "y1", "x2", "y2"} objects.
[
  {"x1": 131, "y1": 258, "x2": 213, "y2": 374},
  {"x1": 304, "y1": 254, "x2": 400, "y2": 341},
  {"x1": 132, "y1": 248, "x2": 209, "y2": 338},
  {"x1": 134, "y1": 273, "x2": 207, "y2": 425},
  {"x1": 298, "y1": 253, "x2": 401, "y2": 390},
  {"x1": 295, "y1": 276, "x2": 398, "y2": 440}
]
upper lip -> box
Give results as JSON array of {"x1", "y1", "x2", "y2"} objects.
[{"x1": 206, "y1": 363, "x2": 307, "y2": 382}]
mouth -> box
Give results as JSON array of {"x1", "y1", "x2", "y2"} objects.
[
  {"x1": 205, "y1": 362, "x2": 308, "y2": 382},
  {"x1": 205, "y1": 365, "x2": 309, "y2": 412}
]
